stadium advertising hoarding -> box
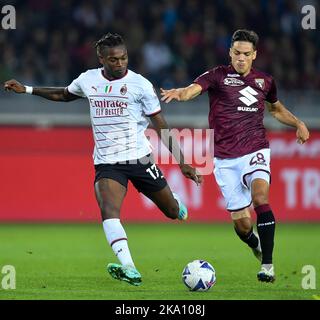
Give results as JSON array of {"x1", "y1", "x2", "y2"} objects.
[{"x1": 0, "y1": 128, "x2": 319, "y2": 222}]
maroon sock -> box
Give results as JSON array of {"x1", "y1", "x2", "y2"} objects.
[{"x1": 255, "y1": 204, "x2": 275, "y2": 264}]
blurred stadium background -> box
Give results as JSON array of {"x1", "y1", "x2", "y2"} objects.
[{"x1": 0, "y1": 0, "x2": 319, "y2": 223}]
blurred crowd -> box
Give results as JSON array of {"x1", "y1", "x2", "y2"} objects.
[{"x1": 0, "y1": 0, "x2": 319, "y2": 90}]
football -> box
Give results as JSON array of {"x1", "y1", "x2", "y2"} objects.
[{"x1": 182, "y1": 260, "x2": 216, "y2": 291}]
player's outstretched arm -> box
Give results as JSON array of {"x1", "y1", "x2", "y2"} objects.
[
  {"x1": 268, "y1": 100, "x2": 310, "y2": 144},
  {"x1": 149, "y1": 112, "x2": 203, "y2": 185},
  {"x1": 4, "y1": 79, "x2": 80, "y2": 102},
  {"x1": 160, "y1": 83, "x2": 202, "y2": 103}
]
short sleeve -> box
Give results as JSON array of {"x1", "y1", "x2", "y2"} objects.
[
  {"x1": 265, "y1": 78, "x2": 278, "y2": 103},
  {"x1": 67, "y1": 73, "x2": 86, "y2": 98},
  {"x1": 141, "y1": 79, "x2": 161, "y2": 116},
  {"x1": 194, "y1": 68, "x2": 219, "y2": 93}
]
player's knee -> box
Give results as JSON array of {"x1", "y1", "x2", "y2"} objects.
[
  {"x1": 252, "y1": 192, "x2": 269, "y2": 208},
  {"x1": 233, "y1": 215, "x2": 252, "y2": 235}
]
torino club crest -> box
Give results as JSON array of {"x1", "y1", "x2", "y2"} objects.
[{"x1": 255, "y1": 79, "x2": 265, "y2": 90}]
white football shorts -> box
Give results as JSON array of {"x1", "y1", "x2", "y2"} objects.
[{"x1": 213, "y1": 148, "x2": 271, "y2": 212}]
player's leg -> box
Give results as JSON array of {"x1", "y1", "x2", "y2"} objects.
[
  {"x1": 143, "y1": 186, "x2": 188, "y2": 220},
  {"x1": 231, "y1": 209, "x2": 262, "y2": 262},
  {"x1": 241, "y1": 149, "x2": 275, "y2": 282},
  {"x1": 250, "y1": 176, "x2": 276, "y2": 282},
  {"x1": 130, "y1": 156, "x2": 187, "y2": 220},
  {"x1": 95, "y1": 177, "x2": 141, "y2": 285},
  {"x1": 213, "y1": 157, "x2": 261, "y2": 260}
]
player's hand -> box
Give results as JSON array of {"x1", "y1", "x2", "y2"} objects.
[
  {"x1": 296, "y1": 121, "x2": 310, "y2": 144},
  {"x1": 4, "y1": 79, "x2": 26, "y2": 93},
  {"x1": 179, "y1": 164, "x2": 203, "y2": 186},
  {"x1": 160, "y1": 88, "x2": 181, "y2": 103}
]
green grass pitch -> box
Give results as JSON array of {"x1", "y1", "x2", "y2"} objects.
[{"x1": 0, "y1": 223, "x2": 319, "y2": 300}]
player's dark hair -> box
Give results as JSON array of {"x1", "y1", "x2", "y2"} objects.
[
  {"x1": 231, "y1": 29, "x2": 259, "y2": 49},
  {"x1": 95, "y1": 32, "x2": 125, "y2": 55}
]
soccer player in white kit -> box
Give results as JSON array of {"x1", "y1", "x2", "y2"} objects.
[
  {"x1": 161, "y1": 29, "x2": 310, "y2": 283},
  {"x1": 4, "y1": 33, "x2": 202, "y2": 286}
]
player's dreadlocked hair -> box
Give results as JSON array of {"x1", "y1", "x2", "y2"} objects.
[
  {"x1": 231, "y1": 29, "x2": 259, "y2": 49},
  {"x1": 95, "y1": 33, "x2": 125, "y2": 54}
]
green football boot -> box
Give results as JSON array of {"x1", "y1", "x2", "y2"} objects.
[{"x1": 107, "y1": 263, "x2": 142, "y2": 286}]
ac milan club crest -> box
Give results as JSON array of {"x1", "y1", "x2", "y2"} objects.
[
  {"x1": 120, "y1": 84, "x2": 127, "y2": 95},
  {"x1": 255, "y1": 78, "x2": 265, "y2": 90}
]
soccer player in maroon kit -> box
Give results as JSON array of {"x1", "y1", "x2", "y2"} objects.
[{"x1": 161, "y1": 29, "x2": 310, "y2": 282}]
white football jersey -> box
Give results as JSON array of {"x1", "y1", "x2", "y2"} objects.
[{"x1": 67, "y1": 68, "x2": 161, "y2": 164}]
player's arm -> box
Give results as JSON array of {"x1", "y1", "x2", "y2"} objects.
[
  {"x1": 267, "y1": 100, "x2": 310, "y2": 144},
  {"x1": 149, "y1": 112, "x2": 203, "y2": 185},
  {"x1": 4, "y1": 79, "x2": 80, "y2": 102},
  {"x1": 160, "y1": 83, "x2": 202, "y2": 103}
]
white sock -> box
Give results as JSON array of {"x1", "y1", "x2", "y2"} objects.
[{"x1": 102, "y1": 218, "x2": 135, "y2": 268}]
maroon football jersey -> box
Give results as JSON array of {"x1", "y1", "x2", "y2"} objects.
[{"x1": 194, "y1": 65, "x2": 278, "y2": 158}]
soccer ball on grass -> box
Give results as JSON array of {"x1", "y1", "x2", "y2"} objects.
[{"x1": 182, "y1": 259, "x2": 216, "y2": 291}]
